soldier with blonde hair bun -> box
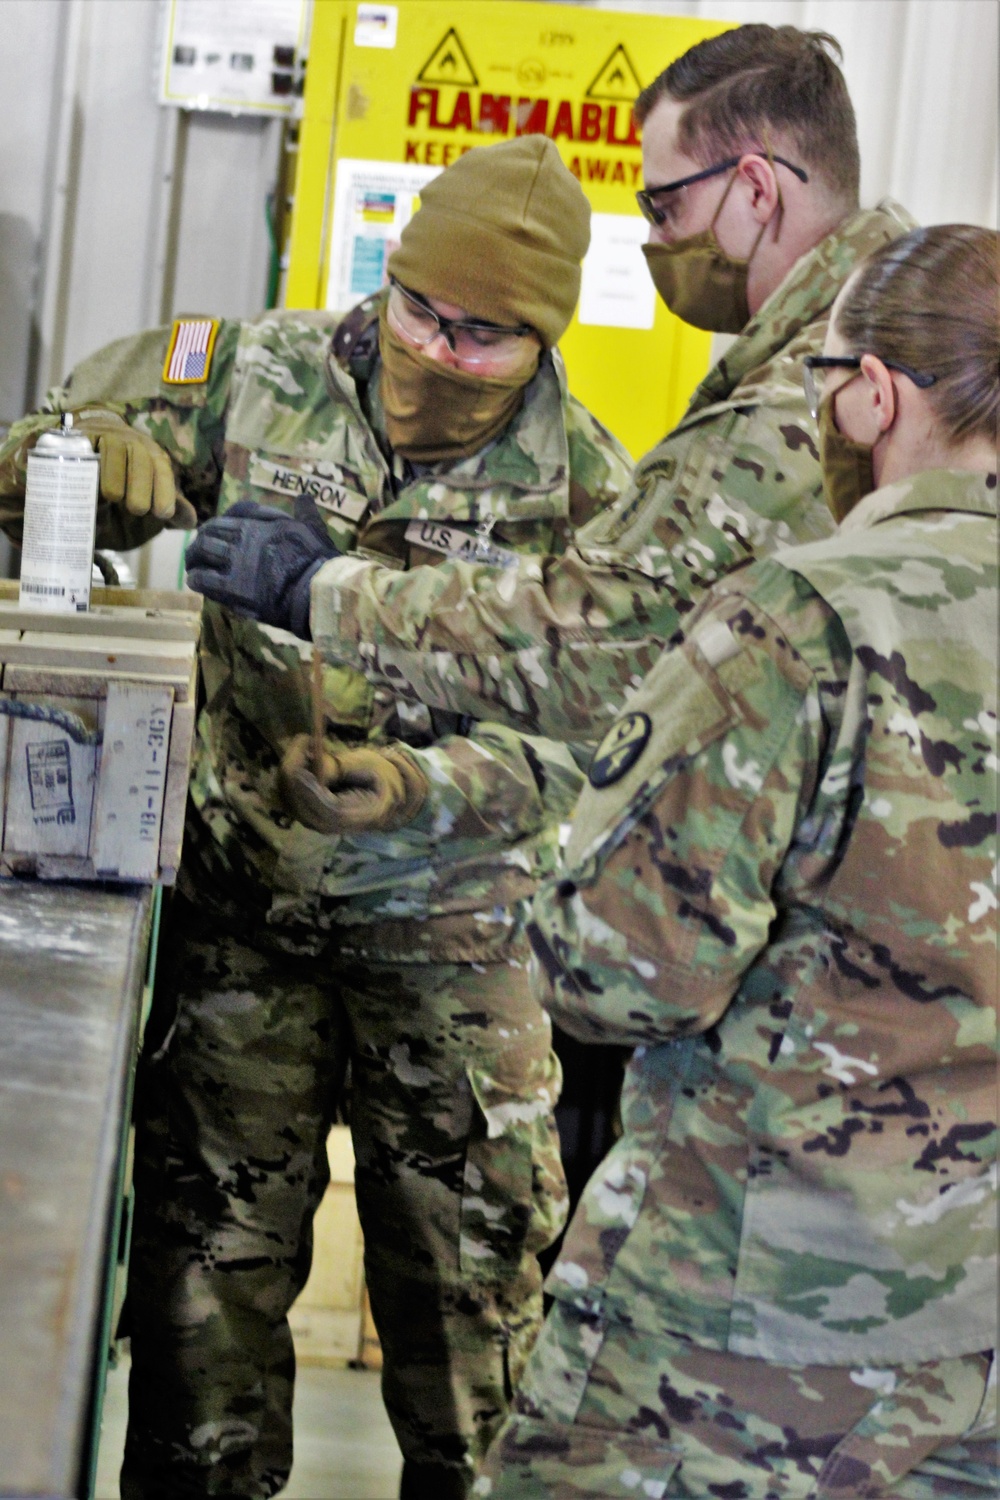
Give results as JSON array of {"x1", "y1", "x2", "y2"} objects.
[{"x1": 482, "y1": 223, "x2": 998, "y2": 1498}]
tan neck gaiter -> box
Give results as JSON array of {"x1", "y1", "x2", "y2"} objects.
[
  {"x1": 378, "y1": 311, "x2": 536, "y2": 463},
  {"x1": 641, "y1": 160, "x2": 781, "y2": 334},
  {"x1": 818, "y1": 396, "x2": 876, "y2": 522}
]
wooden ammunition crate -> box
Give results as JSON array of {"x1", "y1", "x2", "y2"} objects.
[{"x1": 0, "y1": 583, "x2": 202, "y2": 884}]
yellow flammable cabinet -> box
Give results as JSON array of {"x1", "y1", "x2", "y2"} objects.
[{"x1": 285, "y1": 0, "x2": 730, "y2": 459}]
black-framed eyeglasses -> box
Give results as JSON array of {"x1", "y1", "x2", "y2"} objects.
[
  {"x1": 387, "y1": 277, "x2": 534, "y2": 365},
  {"x1": 635, "y1": 153, "x2": 809, "y2": 226},
  {"x1": 803, "y1": 354, "x2": 938, "y2": 420}
]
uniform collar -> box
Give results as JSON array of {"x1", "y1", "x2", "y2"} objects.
[
  {"x1": 686, "y1": 199, "x2": 916, "y2": 418},
  {"x1": 840, "y1": 468, "x2": 999, "y2": 532}
]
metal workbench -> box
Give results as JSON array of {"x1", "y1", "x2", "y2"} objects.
[{"x1": 0, "y1": 880, "x2": 154, "y2": 1499}]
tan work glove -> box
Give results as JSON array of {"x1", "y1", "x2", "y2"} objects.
[
  {"x1": 73, "y1": 413, "x2": 198, "y2": 527},
  {"x1": 279, "y1": 735, "x2": 429, "y2": 834},
  {"x1": 0, "y1": 409, "x2": 197, "y2": 528}
]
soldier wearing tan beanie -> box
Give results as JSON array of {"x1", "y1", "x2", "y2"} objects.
[
  {"x1": 388, "y1": 135, "x2": 591, "y2": 347},
  {"x1": 71, "y1": 113, "x2": 631, "y2": 1500},
  {"x1": 375, "y1": 137, "x2": 591, "y2": 462}
]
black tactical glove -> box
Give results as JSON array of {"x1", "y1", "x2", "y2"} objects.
[{"x1": 185, "y1": 499, "x2": 340, "y2": 638}]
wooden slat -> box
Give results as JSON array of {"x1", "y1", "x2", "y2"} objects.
[
  {"x1": 0, "y1": 632, "x2": 197, "y2": 680},
  {"x1": 0, "y1": 581, "x2": 201, "y2": 640},
  {"x1": 0, "y1": 578, "x2": 201, "y2": 610},
  {"x1": 2, "y1": 694, "x2": 103, "y2": 859},
  {"x1": 158, "y1": 700, "x2": 197, "y2": 884},
  {"x1": 91, "y1": 584, "x2": 201, "y2": 616},
  {"x1": 4, "y1": 663, "x2": 194, "y2": 702},
  {"x1": 0, "y1": 851, "x2": 97, "y2": 880},
  {"x1": 0, "y1": 603, "x2": 200, "y2": 641},
  {"x1": 92, "y1": 682, "x2": 175, "y2": 880}
]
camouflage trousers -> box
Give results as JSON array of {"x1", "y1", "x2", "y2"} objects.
[
  {"x1": 121, "y1": 896, "x2": 567, "y2": 1500},
  {"x1": 475, "y1": 1304, "x2": 998, "y2": 1499}
]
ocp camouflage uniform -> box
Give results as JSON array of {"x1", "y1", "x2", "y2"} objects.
[
  {"x1": 0, "y1": 302, "x2": 632, "y2": 1499},
  {"x1": 478, "y1": 468, "x2": 998, "y2": 1499},
  {"x1": 309, "y1": 203, "x2": 913, "y2": 743}
]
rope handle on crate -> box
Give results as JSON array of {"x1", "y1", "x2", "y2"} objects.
[{"x1": 0, "y1": 698, "x2": 102, "y2": 745}]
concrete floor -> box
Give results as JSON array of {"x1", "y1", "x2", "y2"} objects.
[{"x1": 94, "y1": 1353, "x2": 403, "y2": 1499}]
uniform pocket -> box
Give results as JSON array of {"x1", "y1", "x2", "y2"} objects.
[
  {"x1": 479, "y1": 1414, "x2": 682, "y2": 1499},
  {"x1": 460, "y1": 1035, "x2": 566, "y2": 1277},
  {"x1": 816, "y1": 1350, "x2": 994, "y2": 1498}
]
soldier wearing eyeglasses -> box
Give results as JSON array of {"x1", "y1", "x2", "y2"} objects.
[
  {"x1": 164, "y1": 27, "x2": 923, "y2": 1490},
  {"x1": 0, "y1": 137, "x2": 631, "y2": 1500},
  {"x1": 268, "y1": 30, "x2": 914, "y2": 755}
]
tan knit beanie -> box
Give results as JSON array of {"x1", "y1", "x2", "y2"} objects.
[{"x1": 387, "y1": 137, "x2": 590, "y2": 348}]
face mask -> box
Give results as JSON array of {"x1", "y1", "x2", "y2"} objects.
[
  {"x1": 818, "y1": 390, "x2": 875, "y2": 522},
  {"x1": 378, "y1": 311, "x2": 537, "y2": 463},
  {"x1": 641, "y1": 168, "x2": 775, "y2": 334}
]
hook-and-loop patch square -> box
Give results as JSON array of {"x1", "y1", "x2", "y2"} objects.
[{"x1": 162, "y1": 318, "x2": 219, "y2": 385}]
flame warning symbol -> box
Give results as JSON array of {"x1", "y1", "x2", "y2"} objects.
[
  {"x1": 417, "y1": 28, "x2": 479, "y2": 89},
  {"x1": 586, "y1": 43, "x2": 643, "y2": 102}
]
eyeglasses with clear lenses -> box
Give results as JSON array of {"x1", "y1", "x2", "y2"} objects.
[
  {"x1": 387, "y1": 278, "x2": 534, "y2": 366},
  {"x1": 802, "y1": 355, "x2": 937, "y2": 420},
  {"x1": 635, "y1": 153, "x2": 809, "y2": 229}
]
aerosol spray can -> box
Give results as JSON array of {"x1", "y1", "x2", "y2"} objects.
[{"x1": 19, "y1": 413, "x2": 100, "y2": 612}]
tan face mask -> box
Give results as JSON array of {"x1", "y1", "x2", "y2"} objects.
[
  {"x1": 641, "y1": 168, "x2": 776, "y2": 334},
  {"x1": 378, "y1": 311, "x2": 537, "y2": 463},
  {"x1": 818, "y1": 387, "x2": 876, "y2": 522}
]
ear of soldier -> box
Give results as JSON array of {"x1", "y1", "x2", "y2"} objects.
[{"x1": 806, "y1": 318, "x2": 941, "y2": 520}]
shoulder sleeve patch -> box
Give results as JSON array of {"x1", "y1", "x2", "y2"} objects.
[
  {"x1": 162, "y1": 318, "x2": 220, "y2": 385},
  {"x1": 589, "y1": 712, "x2": 652, "y2": 788}
]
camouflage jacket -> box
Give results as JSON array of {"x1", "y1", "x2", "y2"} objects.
[
  {"x1": 529, "y1": 468, "x2": 998, "y2": 1368},
  {"x1": 312, "y1": 203, "x2": 914, "y2": 742},
  {"x1": 0, "y1": 308, "x2": 631, "y2": 938}
]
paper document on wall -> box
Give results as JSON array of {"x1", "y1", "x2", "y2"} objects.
[
  {"x1": 578, "y1": 213, "x2": 657, "y2": 330},
  {"x1": 355, "y1": 5, "x2": 399, "y2": 49},
  {"x1": 325, "y1": 160, "x2": 443, "y2": 312},
  {"x1": 159, "y1": 0, "x2": 307, "y2": 114}
]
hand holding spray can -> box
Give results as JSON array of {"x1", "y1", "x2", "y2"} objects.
[{"x1": 19, "y1": 413, "x2": 100, "y2": 612}]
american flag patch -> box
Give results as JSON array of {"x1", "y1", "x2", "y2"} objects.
[{"x1": 162, "y1": 318, "x2": 219, "y2": 385}]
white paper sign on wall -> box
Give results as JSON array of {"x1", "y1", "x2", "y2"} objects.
[
  {"x1": 578, "y1": 213, "x2": 657, "y2": 331},
  {"x1": 158, "y1": 0, "x2": 308, "y2": 115}
]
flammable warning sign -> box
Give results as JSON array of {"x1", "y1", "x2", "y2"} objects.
[
  {"x1": 290, "y1": 1, "x2": 730, "y2": 459},
  {"x1": 332, "y1": 3, "x2": 727, "y2": 210}
]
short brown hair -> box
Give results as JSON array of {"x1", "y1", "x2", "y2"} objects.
[
  {"x1": 836, "y1": 224, "x2": 999, "y2": 448},
  {"x1": 636, "y1": 25, "x2": 860, "y2": 205}
]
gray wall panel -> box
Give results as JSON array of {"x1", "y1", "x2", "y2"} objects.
[
  {"x1": 171, "y1": 111, "x2": 281, "y2": 322},
  {"x1": 58, "y1": 0, "x2": 171, "y2": 374},
  {"x1": 0, "y1": 0, "x2": 65, "y2": 424}
]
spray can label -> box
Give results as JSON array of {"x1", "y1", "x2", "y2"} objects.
[{"x1": 20, "y1": 419, "x2": 100, "y2": 612}]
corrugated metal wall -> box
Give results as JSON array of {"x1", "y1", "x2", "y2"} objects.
[
  {"x1": 0, "y1": 0, "x2": 284, "y2": 579},
  {"x1": 0, "y1": 0, "x2": 995, "y2": 579},
  {"x1": 0, "y1": 0, "x2": 283, "y2": 416}
]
